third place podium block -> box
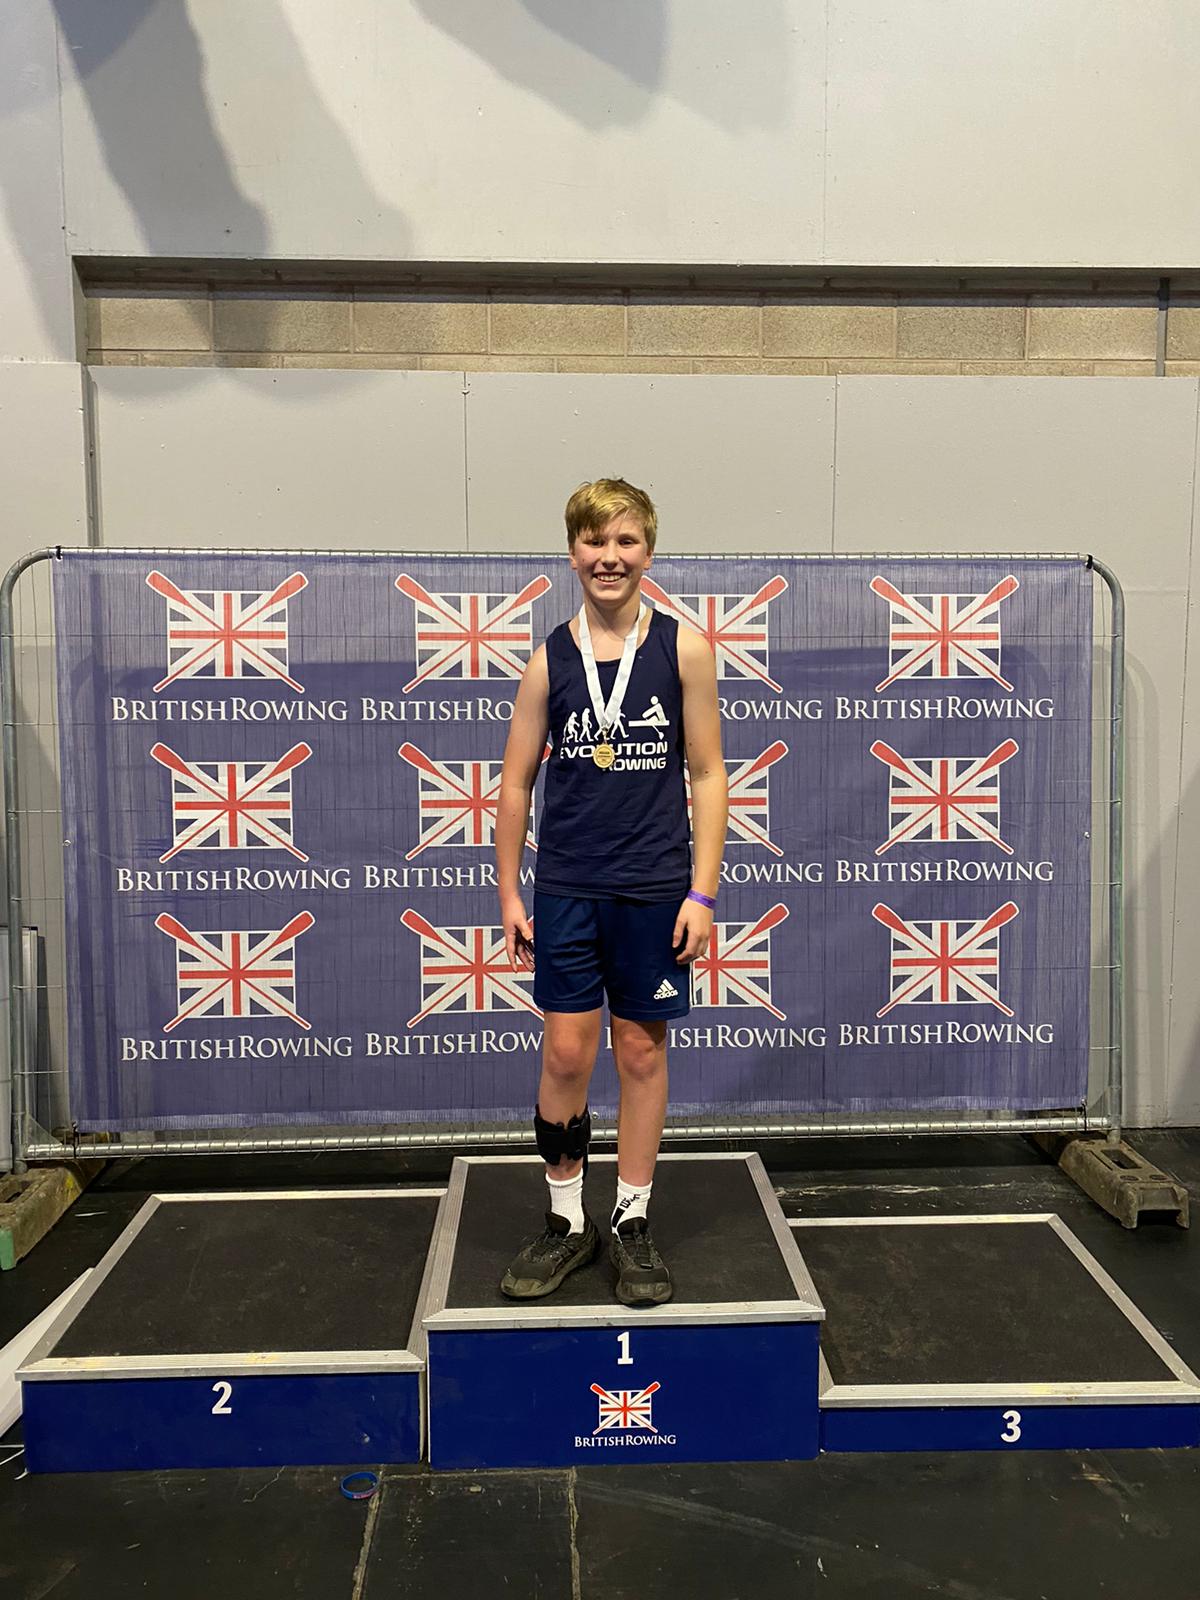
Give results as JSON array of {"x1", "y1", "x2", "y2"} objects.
[{"x1": 422, "y1": 1153, "x2": 824, "y2": 1470}]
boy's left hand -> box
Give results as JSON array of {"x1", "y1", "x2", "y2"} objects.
[{"x1": 672, "y1": 897, "x2": 713, "y2": 965}]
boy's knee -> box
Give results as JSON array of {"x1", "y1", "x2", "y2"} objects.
[
  {"x1": 542, "y1": 1040, "x2": 594, "y2": 1088},
  {"x1": 612, "y1": 1025, "x2": 667, "y2": 1083}
]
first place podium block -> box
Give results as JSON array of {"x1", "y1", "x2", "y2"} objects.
[{"x1": 422, "y1": 1154, "x2": 824, "y2": 1470}]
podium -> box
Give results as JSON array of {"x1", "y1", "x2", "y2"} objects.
[
  {"x1": 19, "y1": 1189, "x2": 443, "y2": 1473},
  {"x1": 20, "y1": 1168, "x2": 1200, "y2": 1473},
  {"x1": 797, "y1": 1214, "x2": 1200, "y2": 1452},
  {"x1": 421, "y1": 1153, "x2": 825, "y2": 1470}
]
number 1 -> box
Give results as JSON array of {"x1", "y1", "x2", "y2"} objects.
[{"x1": 616, "y1": 1332, "x2": 633, "y2": 1366}]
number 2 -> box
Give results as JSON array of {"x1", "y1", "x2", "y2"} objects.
[
  {"x1": 616, "y1": 1332, "x2": 633, "y2": 1366},
  {"x1": 1000, "y1": 1409, "x2": 1021, "y2": 1443},
  {"x1": 212, "y1": 1380, "x2": 233, "y2": 1415}
]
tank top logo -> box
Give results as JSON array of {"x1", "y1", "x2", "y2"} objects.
[{"x1": 557, "y1": 694, "x2": 672, "y2": 772}]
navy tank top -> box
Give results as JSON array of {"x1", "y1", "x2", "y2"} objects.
[{"x1": 535, "y1": 609, "x2": 691, "y2": 902}]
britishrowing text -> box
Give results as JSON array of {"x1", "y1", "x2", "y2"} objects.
[
  {"x1": 363, "y1": 864, "x2": 534, "y2": 889},
  {"x1": 838, "y1": 1022, "x2": 1054, "y2": 1045},
  {"x1": 574, "y1": 1435, "x2": 678, "y2": 1449},
  {"x1": 367, "y1": 1030, "x2": 543, "y2": 1055},
  {"x1": 123, "y1": 1035, "x2": 354, "y2": 1060},
  {"x1": 118, "y1": 866, "x2": 353, "y2": 893},
  {"x1": 835, "y1": 696, "x2": 1054, "y2": 720},
  {"x1": 835, "y1": 859, "x2": 1054, "y2": 883},
  {"x1": 719, "y1": 698, "x2": 823, "y2": 720}
]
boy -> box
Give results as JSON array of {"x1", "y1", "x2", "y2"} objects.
[{"x1": 494, "y1": 478, "x2": 727, "y2": 1306}]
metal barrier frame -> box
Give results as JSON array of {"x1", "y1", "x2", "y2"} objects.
[{"x1": 3, "y1": 548, "x2": 1124, "y2": 1165}]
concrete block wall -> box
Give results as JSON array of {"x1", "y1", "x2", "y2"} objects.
[{"x1": 84, "y1": 287, "x2": 1189, "y2": 377}]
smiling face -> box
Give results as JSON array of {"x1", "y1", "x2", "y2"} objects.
[{"x1": 569, "y1": 511, "x2": 653, "y2": 609}]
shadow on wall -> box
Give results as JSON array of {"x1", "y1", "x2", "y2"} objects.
[
  {"x1": 21, "y1": 1, "x2": 411, "y2": 393},
  {"x1": 411, "y1": 0, "x2": 793, "y2": 132}
]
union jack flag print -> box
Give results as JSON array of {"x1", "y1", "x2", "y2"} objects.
[
  {"x1": 692, "y1": 904, "x2": 789, "y2": 1020},
  {"x1": 870, "y1": 740, "x2": 1017, "y2": 856},
  {"x1": 151, "y1": 742, "x2": 311, "y2": 862},
  {"x1": 591, "y1": 1382, "x2": 661, "y2": 1434},
  {"x1": 641, "y1": 576, "x2": 787, "y2": 693},
  {"x1": 398, "y1": 741, "x2": 544, "y2": 859},
  {"x1": 400, "y1": 910, "x2": 539, "y2": 1027},
  {"x1": 687, "y1": 741, "x2": 788, "y2": 855},
  {"x1": 870, "y1": 574, "x2": 1019, "y2": 693},
  {"x1": 396, "y1": 573, "x2": 551, "y2": 692},
  {"x1": 147, "y1": 570, "x2": 308, "y2": 693},
  {"x1": 873, "y1": 901, "x2": 1019, "y2": 1017},
  {"x1": 154, "y1": 911, "x2": 314, "y2": 1032}
]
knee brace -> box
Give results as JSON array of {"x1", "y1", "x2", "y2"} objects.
[{"x1": 534, "y1": 1104, "x2": 591, "y2": 1171}]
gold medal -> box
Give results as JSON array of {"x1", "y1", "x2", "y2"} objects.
[{"x1": 592, "y1": 742, "x2": 616, "y2": 769}]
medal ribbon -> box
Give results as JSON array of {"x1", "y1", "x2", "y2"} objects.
[{"x1": 577, "y1": 604, "x2": 647, "y2": 741}]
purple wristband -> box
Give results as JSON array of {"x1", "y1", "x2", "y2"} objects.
[{"x1": 687, "y1": 889, "x2": 716, "y2": 910}]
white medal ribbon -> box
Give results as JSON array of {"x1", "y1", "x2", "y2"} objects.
[{"x1": 578, "y1": 603, "x2": 647, "y2": 742}]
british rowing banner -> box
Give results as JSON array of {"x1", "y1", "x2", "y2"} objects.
[{"x1": 54, "y1": 552, "x2": 1091, "y2": 1129}]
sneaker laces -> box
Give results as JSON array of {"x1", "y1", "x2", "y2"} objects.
[
  {"x1": 525, "y1": 1212, "x2": 584, "y2": 1264},
  {"x1": 618, "y1": 1218, "x2": 662, "y2": 1271}
]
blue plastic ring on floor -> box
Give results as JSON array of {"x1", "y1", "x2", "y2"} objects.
[{"x1": 340, "y1": 1471, "x2": 379, "y2": 1501}]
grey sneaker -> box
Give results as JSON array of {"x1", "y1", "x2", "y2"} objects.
[
  {"x1": 499, "y1": 1211, "x2": 599, "y2": 1299},
  {"x1": 610, "y1": 1217, "x2": 673, "y2": 1307}
]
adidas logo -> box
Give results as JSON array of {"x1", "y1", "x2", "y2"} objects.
[{"x1": 653, "y1": 978, "x2": 679, "y2": 1000}]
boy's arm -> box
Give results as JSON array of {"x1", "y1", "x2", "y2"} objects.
[
  {"x1": 674, "y1": 626, "x2": 728, "y2": 963},
  {"x1": 495, "y1": 644, "x2": 550, "y2": 970}
]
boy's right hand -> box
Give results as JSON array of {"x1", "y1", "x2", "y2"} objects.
[{"x1": 502, "y1": 896, "x2": 535, "y2": 971}]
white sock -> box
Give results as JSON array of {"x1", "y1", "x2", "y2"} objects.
[
  {"x1": 546, "y1": 1171, "x2": 586, "y2": 1234},
  {"x1": 611, "y1": 1177, "x2": 652, "y2": 1232}
]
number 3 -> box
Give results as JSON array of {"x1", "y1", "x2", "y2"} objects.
[
  {"x1": 1000, "y1": 1409, "x2": 1021, "y2": 1443},
  {"x1": 212, "y1": 1380, "x2": 233, "y2": 1415}
]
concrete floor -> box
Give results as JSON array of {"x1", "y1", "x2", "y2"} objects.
[{"x1": 2, "y1": 1129, "x2": 1199, "y2": 1599}]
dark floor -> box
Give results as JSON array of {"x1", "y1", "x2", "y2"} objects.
[{"x1": 3, "y1": 1130, "x2": 1200, "y2": 1599}]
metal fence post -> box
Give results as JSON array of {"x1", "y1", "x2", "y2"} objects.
[
  {"x1": 1089, "y1": 557, "x2": 1124, "y2": 1144},
  {"x1": 2, "y1": 548, "x2": 56, "y2": 1171}
]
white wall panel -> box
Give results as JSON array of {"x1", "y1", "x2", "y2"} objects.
[
  {"x1": 0, "y1": 3, "x2": 77, "y2": 359},
  {"x1": 464, "y1": 373, "x2": 836, "y2": 552},
  {"x1": 1119, "y1": 589, "x2": 1189, "y2": 1126},
  {"x1": 56, "y1": 0, "x2": 825, "y2": 265},
  {"x1": 831, "y1": 377, "x2": 1198, "y2": 583},
  {"x1": 1167, "y1": 427, "x2": 1200, "y2": 1126},
  {"x1": 90, "y1": 368, "x2": 468, "y2": 549},
  {"x1": 0, "y1": 364, "x2": 88, "y2": 565},
  {"x1": 826, "y1": 1, "x2": 1200, "y2": 267}
]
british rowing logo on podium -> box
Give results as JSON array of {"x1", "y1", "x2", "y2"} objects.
[
  {"x1": 873, "y1": 902, "x2": 1020, "y2": 1017},
  {"x1": 398, "y1": 741, "x2": 545, "y2": 858},
  {"x1": 153, "y1": 911, "x2": 315, "y2": 1032},
  {"x1": 395, "y1": 573, "x2": 552, "y2": 691},
  {"x1": 870, "y1": 739, "x2": 1018, "y2": 856},
  {"x1": 146, "y1": 570, "x2": 308, "y2": 693},
  {"x1": 692, "y1": 904, "x2": 790, "y2": 1020},
  {"x1": 688, "y1": 742, "x2": 788, "y2": 854},
  {"x1": 869, "y1": 574, "x2": 1019, "y2": 692},
  {"x1": 590, "y1": 1382, "x2": 661, "y2": 1434},
  {"x1": 399, "y1": 911, "x2": 540, "y2": 1027},
  {"x1": 641, "y1": 576, "x2": 788, "y2": 692},
  {"x1": 150, "y1": 742, "x2": 312, "y2": 862}
]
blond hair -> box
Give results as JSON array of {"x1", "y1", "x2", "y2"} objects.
[{"x1": 564, "y1": 478, "x2": 658, "y2": 553}]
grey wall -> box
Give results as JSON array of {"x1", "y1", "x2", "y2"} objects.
[
  {"x1": 42, "y1": 0, "x2": 1200, "y2": 270},
  {"x1": 75, "y1": 365, "x2": 1200, "y2": 1126}
]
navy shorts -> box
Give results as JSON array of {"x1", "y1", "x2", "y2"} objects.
[{"x1": 531, "y1": 892, "x2": 691, "y2": 1022}]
